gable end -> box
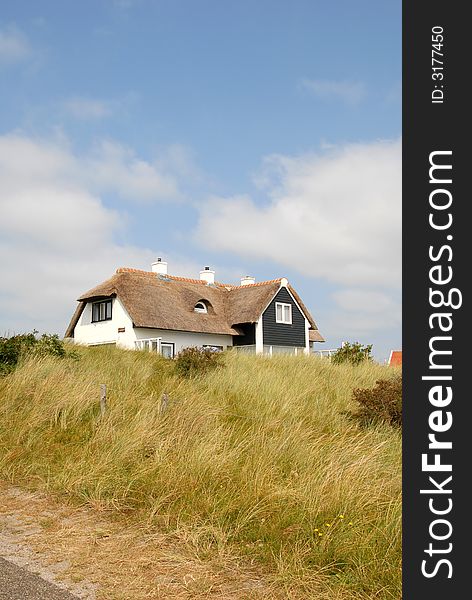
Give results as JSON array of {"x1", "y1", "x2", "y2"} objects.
[{"x1": 262, "y1": 287, "x2": 306, "y2": 347}]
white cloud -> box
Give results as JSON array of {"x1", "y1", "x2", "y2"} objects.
[
  {"x1": 63, "y1": 97, "x2": 113, "y2": 120},
  {"x1": 62, "y1": 92, "x2": 140, "y2": 121},
  {"x1": 154, "y1": 144, "x2": 205, "y2": 185},
  {"x1": 0, "y1": 132, "x2": 401, "y2": 345},
  {"x1": 320, "y1": 309, "x2": 400, "y2": 345},
  {"x1": 300, "y1": 78, "x2": 366, "y2": 105},
  {"x1": 85, "y1": 139, "x2": 180, "y2": 201},
  {"x1": 328, "y1": 288, "x2": 401, "y2": 339},
  {"x1": 0, "y1": 26, "x2": 32, "y2": 66},
  {"x1": 0, "y1": 133, "x2": 181, "y2": 204},
  {"x1": 332, "y1": 289, "x2": 399, "y2": 315},
  {"x1": 197, "y1": 139, "x2": 401, "y2": 288},
  {"x1": 0, "y1": 133, "x2": 194, "y2": 335},
  {"x1": 196, "y1": 138, "x2": 401, "y2": 335}
]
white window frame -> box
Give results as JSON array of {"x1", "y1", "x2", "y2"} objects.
[
  {"x1": 275, "y1": 302, "x2": 292, "y2": 324},
  {"x1": 91, "y1": 299, "x2": 112, "y2": 323},
  {"x1": 160, "y1": 342, "x2": 175, "y2": 358},
  {"x1": 135, "y1": 338, "x2": 161, "y2": 352},
  {"x1": 202, "y1": 345, "x2": 224, "y2": 352},
  {"x1": 194, "y1": 301, "x2": 208, "y2": 313}
]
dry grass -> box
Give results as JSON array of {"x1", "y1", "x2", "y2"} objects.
[
  {"x1": 0, "y1": 346, "x2": 401, "y2": 599},
  {"x1": 0, "y1": 482, "x2": 284, "y2": 599}
]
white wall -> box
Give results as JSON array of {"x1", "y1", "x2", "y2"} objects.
[
  {"x1": 255, "y1": 315, "x2": 263, "y2": 354},
  {"x1": 134, "y1": 328, "x2": 233, "y2": 354},
  {"x1": 74, "y1": 297, "x2": 136, "y2": 348},
  {"x1": 73, "y1": 298, "x2": 233, "y2": 353}
]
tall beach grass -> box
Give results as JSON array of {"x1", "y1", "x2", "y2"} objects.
[{"x1": 0, "y1": 346, "x2": 401, "y2": 598}]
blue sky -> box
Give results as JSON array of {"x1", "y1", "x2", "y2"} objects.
[{"x1": 0, "y1": 0, "x2": 401, "y2": 360}]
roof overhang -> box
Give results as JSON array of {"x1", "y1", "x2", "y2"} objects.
[{"x1": 309, "y1": 329, "x2": 325, "y2": 343}]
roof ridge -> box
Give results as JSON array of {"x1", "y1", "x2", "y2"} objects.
[
  {"x1": 115, "y1": 268, "x2": 283, "y2": 288},
  {"x1": 116, "y1": 267, "x2": 154, "y2": 275},
  {"x1": 226, "y1": 278, "x2": 283, "y2": 289}
]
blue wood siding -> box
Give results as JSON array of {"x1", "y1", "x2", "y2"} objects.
[{"x1": 262, "y1": 287, "x2": 306, "y2": 347}]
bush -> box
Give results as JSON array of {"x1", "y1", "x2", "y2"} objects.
[
  {"x1": 174, "y1": 346, "x2": 224, "y2": 378},
  {"x1": 38, "y1": 334, "x2": 71, "y2": 358},
  {"x1": 332, "y1": 341, "x2": 373, "y2": 365},
  {"x1": 0, "y1": 332, "x2": 36, "y2": 375},
  {"x1": 0, "y1": 331, "x2": 76, "y2": 375},
  {"x1": 348, "y1": 375, "x2": 402, "y2": 428}
]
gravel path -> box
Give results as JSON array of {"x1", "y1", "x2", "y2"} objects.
[{"x1": 0, "y1": 557, "x2": 79, "y2": 599}]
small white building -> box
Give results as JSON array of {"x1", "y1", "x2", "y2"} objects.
[{"x1": 65, "y1": 259, "x2": 324, "y2": 357}]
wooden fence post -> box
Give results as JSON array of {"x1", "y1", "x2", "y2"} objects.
[
  {"x1": 160, "y1": 392, "x2": 169, "y2": 414},
  {"x1": 100, "y1": 384, "x2": 107, "y2": 417}
]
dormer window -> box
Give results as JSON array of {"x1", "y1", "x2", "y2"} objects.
[
  {"x1": 194, "y1": 301, "x2": 208, "y2": 313},
  {"x1": 92, "y1": 299, "x2": 112, "y2": 322}
]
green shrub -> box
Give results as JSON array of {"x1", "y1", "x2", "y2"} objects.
[
  {"x1": 348, "y1": 374, "x2": 402, "y2": 428},
  {"x1": 332, "y1": 341, "x2": 373, "y2": 365},
  {"x1": 0, "y1": 331, "x2": 76, "y2": 375},
  {"x1": 174, "y1": 346, "x2": 224, "y2": 378},
  {"x1": 0, "y1": 332, "x2": 36, "y2": 375},
  {"x1": 35, "y1": 334, "x2": 65, "y2": 358}
]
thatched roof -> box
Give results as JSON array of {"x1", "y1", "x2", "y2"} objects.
[
  {"x1": 309, "y1": 329, "x2": 325, "y2": 342},
  {"x1": 65, "y1": 268, "x2": 322, "y2": 339},
  {"x1": 225, "y1": 282, "x2": 281, "y2": 325}
]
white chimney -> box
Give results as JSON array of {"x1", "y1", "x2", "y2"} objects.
[
  {"x1": 151, "y1": 257, "x2": 168, "y2": 275},
  {"x1": 199, "y1": 266, "x2": 215, "y2": 284},
  {"x1": 240, "y1": 276, "x2": 256, "y2": 286}
]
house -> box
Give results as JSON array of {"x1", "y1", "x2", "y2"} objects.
[
  {"x1": 65, "y1": 259, "x2": 324, "y2": 357},
  {"x1": 388, "y1": 350, "x2": 402, "y2": 367}
]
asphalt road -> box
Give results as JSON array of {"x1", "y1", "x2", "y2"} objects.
[{"x1": 0, "y1": 558, "x2": 79, "y2": 600}]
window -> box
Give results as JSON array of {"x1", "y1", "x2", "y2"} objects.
[
  {"x1": 135, "y1": 339, "x2": 174, "y2": 357},
  {"x1": 160, "y1": 342, "x2": 175, "y2": 358},
  {"x1": 135, "y1": 339, "x2": 159, "y2": 351},
  {"x1": 194, "y1": 301, "x2": 207, "y2": 313},
  {"x1": 92, "y1": 299, "x2": 112, "y2": 322},
  {"x1": 275, "y1": 302, "x2": 292, "y2": 324}
]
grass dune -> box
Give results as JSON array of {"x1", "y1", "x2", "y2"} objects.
[{"x1": 0, "y1": 346, "x2": 401, "y2": 598}]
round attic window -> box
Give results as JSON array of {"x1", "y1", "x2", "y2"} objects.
[{"x1": 194, "y1": 301, "x2": 207, "y2": 313}]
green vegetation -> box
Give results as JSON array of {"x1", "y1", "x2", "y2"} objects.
[
  {"x1": 174, "y1": 345, "x2": 224, "y2": 378},
  {"x1": 332, "y1": 342, "x2": 373, "y2": 365},
  {"x1": 0, "y1": 331, "x2": 76, "y2": 375},
  {"x1": 0, "y1": 345, "x2": 401, "y2": 599}
]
